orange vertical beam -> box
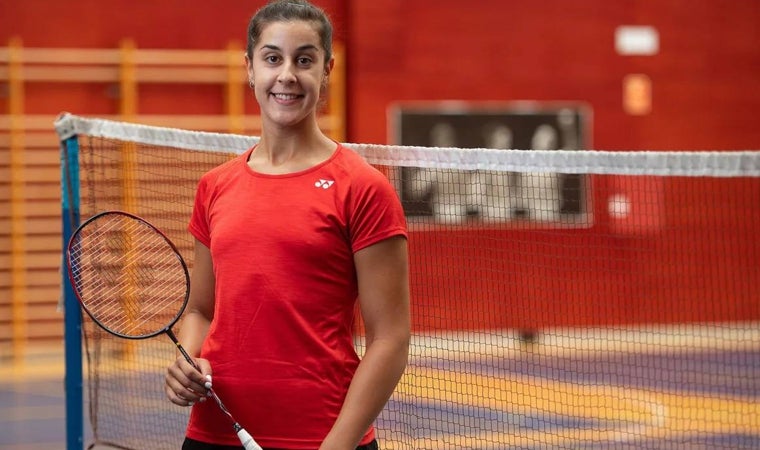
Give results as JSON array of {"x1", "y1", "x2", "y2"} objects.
[
  {"x1": 119, "y1": 39, "x2": 138, "y2": 120},
  {"x1": 8, "y1": 37, "x2": 28, "y2": 363},
  {"x1": 327, "y1": 41, "x2": 346, "y2": 142},
  {"x1": 118, "y1": 40, "x2": 138, "y2": 359},
  {"x1": 226, "y1": 41, "x2": 245, "y2": 134},
  {"x1": 118, "y1": 39, "x2": 138, "y2": 212}
]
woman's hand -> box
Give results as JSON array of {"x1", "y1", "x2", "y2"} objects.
[{"x1": 165, "y1": 356, "x2": 213, "y2": 407}]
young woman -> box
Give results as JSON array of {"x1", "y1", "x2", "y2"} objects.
[{"x1": 163, "y1": 1, "x2": 410, "y2": 449}]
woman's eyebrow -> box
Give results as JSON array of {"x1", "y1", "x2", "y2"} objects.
[{"x1": 260, "y1": 44, "x2": 319, "y2": 52}]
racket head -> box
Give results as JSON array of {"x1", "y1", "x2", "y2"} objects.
[{"x1": 66, "y1": 210, "x2": 190, "y2": 339}]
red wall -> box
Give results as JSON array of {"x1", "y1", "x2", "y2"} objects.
[
  {"x1": 348, "y1": 0, "x2": 760, "y2": 150},
  {"x1": 3, "y1": 0, "x2": 757, "y2": 147},
  {"x1": 345, "y1": 0, "x2": 760, "y2": 330},
  {"x1": 1, "y1": 0, "x2": 347, "y2": 116},
  {"x1": 4, "y1": 0, "x2": 759, "y2": 330},
  {"x1": 1, "y1": 0, "x2": 347, "y2": 48},
  {"x1": 406, "y1": 177, "x2": 760, "y2": 332}
]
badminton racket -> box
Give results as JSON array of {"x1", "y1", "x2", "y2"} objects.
[{"x1": 66, "y1": 210, "x2": 261, "y2": 450}]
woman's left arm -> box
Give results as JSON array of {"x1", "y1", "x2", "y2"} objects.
[{"x1": 320, "y1": 235, "x2": 410, "y2": 450}]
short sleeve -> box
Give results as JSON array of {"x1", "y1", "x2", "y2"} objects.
[
  {"x1": 348, "y1": 168, "x2": 407, "y2": 253},
  {"x1": 188, "y1": 175, "x2": 212, "y2": 248}
]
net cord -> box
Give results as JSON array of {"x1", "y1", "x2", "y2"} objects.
[{"x1": 54, "y1": 113, "x2": 760, "y2": 177}]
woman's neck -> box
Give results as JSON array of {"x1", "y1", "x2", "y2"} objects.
[{"x1": 248, "y1": 122, "x2": 337, "y2": 174}]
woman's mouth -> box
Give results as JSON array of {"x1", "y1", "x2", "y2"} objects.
[{"x1": 271, "y1": 93, "x2": 302, "y2": 102}]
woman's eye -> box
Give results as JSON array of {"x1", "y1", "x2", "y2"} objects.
[
  {"x1": 265, "y1": 55, "x2": 280, "y2": 64},
  {"x1": 297, "y1": 57, "x2": 312, "y2": 66}
]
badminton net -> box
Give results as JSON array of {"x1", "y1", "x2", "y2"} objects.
[{"x1": 56, "y1": 113, "x2": 760, "y2": 449}]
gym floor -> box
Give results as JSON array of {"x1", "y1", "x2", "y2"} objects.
[{"x1": 3, "y1": 326, "x2": 760, "y2": 450}]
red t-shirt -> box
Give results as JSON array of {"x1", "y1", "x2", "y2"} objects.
[{"x1": 185, "y1": 144, "x2": 407, "y2": 449}]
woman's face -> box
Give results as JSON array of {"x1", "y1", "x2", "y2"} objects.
[{"x1": 246, "y1": 20, "x2": 332, "y2": 129}]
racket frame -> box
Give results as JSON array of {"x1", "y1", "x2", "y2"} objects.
[{"x1": 65, "y1": 210, "x2": 191, "y2": 340}]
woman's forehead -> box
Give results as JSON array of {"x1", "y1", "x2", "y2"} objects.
[{"x1": 257, "y1": 21, "x2": 322, "y2": 50}]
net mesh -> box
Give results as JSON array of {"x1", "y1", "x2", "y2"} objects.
[{"x1": 57, "y1": 115, "x2": 760, "y2": 449}]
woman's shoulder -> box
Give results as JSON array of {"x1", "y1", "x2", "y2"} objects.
[
  {"x1": 332, "y1": 144, "x2": 399, "y2": 199},
  {"x1": 198, "y1": 148, "x2": 250, "y2": 185},
  {"x1": 334, "y1": 144, "x2": 386, "y2": 179}
]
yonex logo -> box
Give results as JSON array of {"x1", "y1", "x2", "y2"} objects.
[{"x1": 315, "y1": 179, "x2": 335, "y2": 189}]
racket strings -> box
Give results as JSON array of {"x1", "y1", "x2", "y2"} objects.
[{"x1": 69, "y1": 213, "x2": 188, "y2": 338}]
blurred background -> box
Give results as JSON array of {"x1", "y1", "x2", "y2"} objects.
[
  {"x1": 1, "y1": 1, "x2": 760, "y2": 449},
  {"x1": 1, "y1": 0, "x2": 759, "y2": 387}
]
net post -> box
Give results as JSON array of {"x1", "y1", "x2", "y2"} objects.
[{"x1": 58, "y1": 115, "x2": 84, "y2": 450}]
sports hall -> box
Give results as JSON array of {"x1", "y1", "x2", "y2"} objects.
[{"x1": 1, "y1": 1, "x2": 759, "y2": 449}]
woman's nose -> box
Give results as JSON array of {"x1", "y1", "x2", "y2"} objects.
[{"x1": 277, "y1": 62, "x2": 296, "y2": 83}]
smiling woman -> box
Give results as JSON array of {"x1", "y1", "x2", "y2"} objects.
[
  {"x1": 244, "y1": 0, "x2": 335, "y2": 150},
  {"x1": 162, "y1": 2, "x2": 410, "y2": 450},
  {"x1": 245, "y1": 19, "x2": 337, "y2": 172}
]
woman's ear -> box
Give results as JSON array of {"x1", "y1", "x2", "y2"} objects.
[
  {"x1": 245, "y1": 53, "x2": 254, "y2": 86},
  {"x1": 322, "y1": 57, "x2": 335, "y2": 87}
]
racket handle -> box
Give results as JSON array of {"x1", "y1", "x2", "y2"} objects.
[
  {"x1": 236, "y1": 427, "x2": 263, "y2": 450},
  {"x1": 168, "y1": 328, "x2": 261, "y2": 449}
]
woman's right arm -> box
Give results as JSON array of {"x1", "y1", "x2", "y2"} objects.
[{"x1": 164, "y1": 239, "x2": 215, "y2": 406}]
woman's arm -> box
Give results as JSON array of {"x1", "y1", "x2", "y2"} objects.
[
  {"x1": 164, "y1": 239, "x2": 216, "y2": 406},
  {"x1": 320, "y1": 235, "x2": 411, "y2": 450}
]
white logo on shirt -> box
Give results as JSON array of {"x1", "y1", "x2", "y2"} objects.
[{"x1": 315, "y1": 179, "x2": 335, "y2": 189}]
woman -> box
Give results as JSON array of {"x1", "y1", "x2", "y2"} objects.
[{"x1": 164, "y1": 1, "x2": 410, "y2": 449}]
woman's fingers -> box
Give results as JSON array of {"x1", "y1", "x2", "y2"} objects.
[{"x1": 165, "y1": 356, "x2": 210, "y2": 406}]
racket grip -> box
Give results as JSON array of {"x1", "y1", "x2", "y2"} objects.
[{"x1": 236, "y1": 427, "x2": 263, "y2": 450}]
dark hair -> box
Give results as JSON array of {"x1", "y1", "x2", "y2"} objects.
[{"x1": 246, "y1": 0, "x2": 333, "y2": 64}]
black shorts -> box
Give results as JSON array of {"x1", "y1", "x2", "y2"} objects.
[{"x1": 182, "y1": 437, "x2": 379, "y2": 450}]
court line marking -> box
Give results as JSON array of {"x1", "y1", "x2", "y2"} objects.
[
  {"x1": 388, "y1": 365, "x2": 760, "y2": 448},
  {"x1": 403, "y1": 322, "x2": 760, "y2": 360},
  {"x1": 396, "y1": 367, "x2": 665, "y2": 440}
]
